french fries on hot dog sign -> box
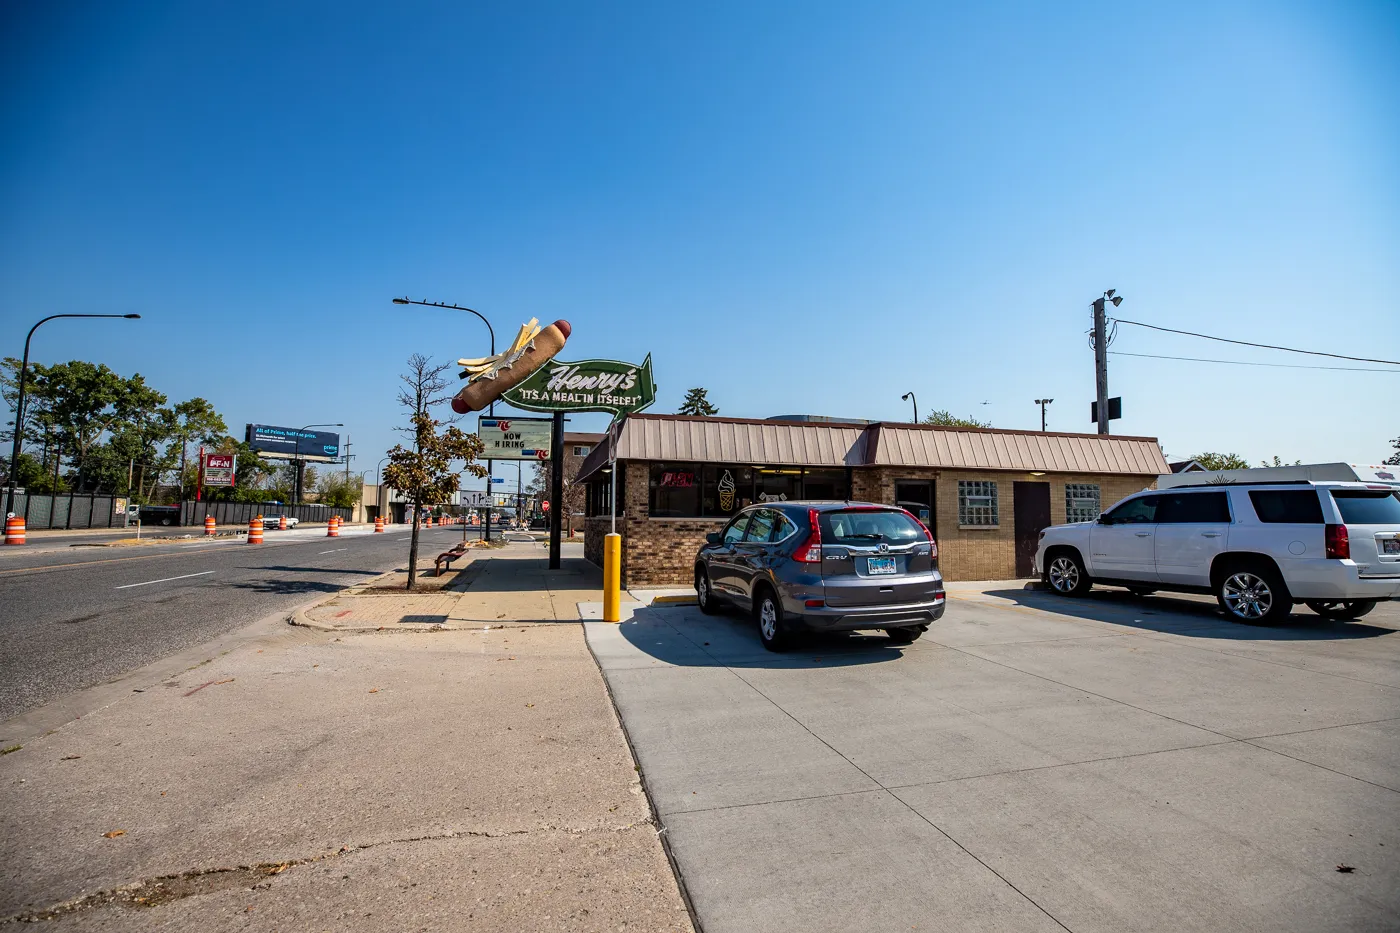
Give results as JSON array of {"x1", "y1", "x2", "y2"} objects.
[{"x1": 449, "y1": 315, "x2": 655, "y2": 421}]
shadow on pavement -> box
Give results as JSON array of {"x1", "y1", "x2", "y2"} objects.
[
  {"x1": 255, "y1": 566, "x2": 383, "y2": 575},
  {"x1": 616, "y1": 605, "x2": 909, "y2": 669},
  {"x1": 985, "y1": 587, "x2": 1396, "y2": 642},
  {"x1": 225, "y1": 579, "x2": 348, "y2": 596}
]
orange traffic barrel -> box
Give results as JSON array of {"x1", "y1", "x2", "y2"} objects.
[
  {"x1": 204, "y1": 515, "x2": 216, "y2": 536},
  {"x1": 327, "y1": 515, "x2": 340, "y2": 538},
  {"x1": 4, "y1": 516, "x2": 25, "y2": 545},
  {"x1": 374, "y1": 516, "x2": 384, "y2": 533},
  {"x1": 248, "y1": 515, "x2": 264, "y2": 544},
  {"x1": 278, "y1": 515, "x2": 288, "y2": 531}
]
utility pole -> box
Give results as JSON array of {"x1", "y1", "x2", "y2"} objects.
[
  {"x1": 1034, "y1": 398, "x2": 1053, "y2": 432},
  {"x1": 1091, "y1": 290, "x2": 1122, "y2": 435},
  {"x1": 343, "y1": 435, "x2": 353, "y2": 482}
]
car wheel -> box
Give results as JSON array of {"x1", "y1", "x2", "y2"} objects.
[
  {"x1": 696, "y1": 569, "x2": 721, "y2": 615},
  {"x1": 755, "y1": 588, "x2": 791, "y2": 652},
  {"x1": 160, "y1": 517, "x2": 172, "y2": 526},
  {"x1": 1045, "y1": 552, "x2": 1092, "y2": 596},
  {"x1": 1128, "y1": 587, "x2": 1157, "y2": 597},
  {"x1": 885, "y1": 626, "x2": 922, "y2": 645},
  {"x1": 1217, "y1": 563, "x2": 1293, "y2": 624},
  {"x1": 1305, "y1": 600, "x2": 1377, "y2": 620}
]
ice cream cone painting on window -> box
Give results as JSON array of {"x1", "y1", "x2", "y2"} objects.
[
  {"x1": 450, "y1": 318, "x2": 571, "y2": 414},
  {"x1": 718, "y1": 470, "x2": 736, "y2": 512}
]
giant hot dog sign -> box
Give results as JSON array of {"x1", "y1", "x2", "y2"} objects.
[{"x1": 449, "y1": 316, "x2": 655, "y2": 420}]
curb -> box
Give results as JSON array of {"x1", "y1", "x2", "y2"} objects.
[{"x1": 649, "y1": 595, "x2": 698, "y2": 606}]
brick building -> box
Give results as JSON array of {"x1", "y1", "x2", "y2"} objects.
[
  {"x1": 576, "y1": 413, "x2": 1169, "y2": 586},
  {"x1": 536, "y1": 431, "x2": 603, "y2": 531}
]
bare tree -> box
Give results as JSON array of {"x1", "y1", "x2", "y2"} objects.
[{"x1": 383, "y1": 355, "x2": 486, "y2": 588}]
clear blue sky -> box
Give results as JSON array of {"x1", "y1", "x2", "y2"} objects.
[{"x1": 2, "y1": 1, "x2": 1397, "y2": 486}]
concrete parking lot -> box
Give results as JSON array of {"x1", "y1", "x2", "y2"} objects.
[{"x1": 586, "y1": 586, "x2": 1400, "y2": 933}]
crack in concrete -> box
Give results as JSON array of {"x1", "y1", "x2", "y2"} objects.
[{"x1": 3, "y1": 819, "x2": 654, "y2": 924}]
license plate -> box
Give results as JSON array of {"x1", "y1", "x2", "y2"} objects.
[
  {"x1": 867, "y1": 557, "x2": 897, "y2": 575},
  {"x1": 1383, "y1": 539, "x2": 1400, "y2": 556}
]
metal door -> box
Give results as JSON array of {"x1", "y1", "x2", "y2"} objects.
[{"x1": 1013, "y1": 482, "x2": 1052, "y2": 578}]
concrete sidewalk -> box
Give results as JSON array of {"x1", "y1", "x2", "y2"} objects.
[{"x1": 0, "y1": 543, "x2": 692, "y2": 932}]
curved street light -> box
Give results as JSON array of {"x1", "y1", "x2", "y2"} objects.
[
  {"x1": 390, "y1": 296, "x2": 500, "y2": 542},
  {"x1": 291, "y1": 423, "x2": 343, "y2": 506},
  {"x1": 901, "y1": 392, "x2": 918, "y2": 424},
  {"x1": 6, "y1": 313, "x2": 141, "y2": 516}
]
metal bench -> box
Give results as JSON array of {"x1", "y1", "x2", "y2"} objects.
[{"x1": 434, "y1": 543, "x2": 469, "y2": 576}]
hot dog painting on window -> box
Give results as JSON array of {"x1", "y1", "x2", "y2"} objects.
[{"x1": 450, "y1": 318, "x2": 571, "y2": 414}]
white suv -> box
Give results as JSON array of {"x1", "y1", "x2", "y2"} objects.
[{"x1": 1034, "y1": 482, "x2": 1400, "y2": 623}]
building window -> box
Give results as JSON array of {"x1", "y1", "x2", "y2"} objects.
[
  {"x1": 586, "y1": 470, "x2": 624, "y2": 517},
  {"x1": 649, "y1": 463, "x2": 701, "y2": 517},
  {"x1": 1065, "y1": 483, "x2": 1100, "y2": 523},
  {"x1": 573, "y1": 446, "x2": 590, "y2": 456},
  {"x1": 702, "y1": 466, "x2": 753, "y2": 517},
  {"x1": 756, "y1": 467, "x2": 801, "y2": 503},
  {"x1": 958, "y1": 480, "x2": 999, "y2": 527},
  {"x1": 802, "y1": 468, "x2": 850, "y2": 501}
]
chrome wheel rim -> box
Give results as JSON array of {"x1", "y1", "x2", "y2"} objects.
[
  {"x1": 697, "y1": 575, "x2": 708, "y2": 606},
  {"x1": 1048, "y1": 557, "x2": 1079, "y2": 592},
  {"x1": 1223, "y1": 572, "x2": 1272, "y2": 619},
  {"x1": 759, "y1": 600, "x2": 778, "y2": 640}
]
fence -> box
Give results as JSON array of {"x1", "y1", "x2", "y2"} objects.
[
  {"x1": 8, "y1": 493, "x2": 124, "y2": 529},
  {"x1": 180, "y1": 500, "x2": 353, "y2": 527}
]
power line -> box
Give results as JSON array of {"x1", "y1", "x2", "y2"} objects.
[
  {"x1": 1109, "y1": 351, "x2": 1400, "y2": 373},
  {"x1": 1113, "y1": 319, "x2": 1400, "y2": 366}
]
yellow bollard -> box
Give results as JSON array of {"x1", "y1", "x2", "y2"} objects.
[{"x1": 603, "y1": 532, "x2": 622, "y2": 623}]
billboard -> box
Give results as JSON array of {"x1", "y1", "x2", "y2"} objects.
[
  {"x1": 245, "y1": 424, "x2": 341, "y2": 462},
  {"x1": 202, "y1": 453, "x2": 236, "y2": 487},
  {"x1": 477, "y1": 417, "x2": 552, "y2": 460}
]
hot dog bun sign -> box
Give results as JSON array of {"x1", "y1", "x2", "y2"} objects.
[{"x1": 451, "y1": 319, "x2": 571, "y2": 414}]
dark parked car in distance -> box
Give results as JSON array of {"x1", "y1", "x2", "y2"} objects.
[{"x1": 694, "y1": 501, "x2": 946, "y2": 651}]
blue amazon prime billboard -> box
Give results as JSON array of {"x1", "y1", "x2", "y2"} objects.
[{"x1": 246, "y1": 424, "x2": 341, "y2": 462}]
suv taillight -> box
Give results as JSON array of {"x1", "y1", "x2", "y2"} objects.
[
  {"x1": 1325, "y1": 523, "x2": 1350, "y2": 560},
  {"x1": 793, "y1": 507, "x2": 822, "y2": 563}
]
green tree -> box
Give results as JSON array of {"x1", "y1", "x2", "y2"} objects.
[
  {"x1": 383, "y1": 354, "x2": 487, "y2": 589},
  {"x1": 923, "y1": 410, "x2": 991, "y2": 428},
  {"x1": 678, "y1": 388, "x2": 719, "y2": 416},
  {"x1": 1189, "y1": 452, "x2": 1252, "y2": 471},
  {"x1": 167, "y1": 398, "x2": 228, "y2": 500},
  {"x1": 1385, "y1": 437, "x2": 1399, "y2": 467},
  {"x1": 316, "y1": 471, "x2": 364, "y2": 509},
  {"x1": 1260, "y1": 456, "x2": 1302, "y2": 468}
]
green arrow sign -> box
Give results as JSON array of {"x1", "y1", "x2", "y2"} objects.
[{"x1": 502, "y1": 354, "x2": 656, "y2": 420}]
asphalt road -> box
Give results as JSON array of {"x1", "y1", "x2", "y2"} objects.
[{"x1": 0, "y1": 525, "x2": 494, "y2": 721}]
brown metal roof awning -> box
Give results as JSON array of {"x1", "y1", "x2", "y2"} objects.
[{"x1": 573, "y1": 414, "x2": 1168, "y2": 483}]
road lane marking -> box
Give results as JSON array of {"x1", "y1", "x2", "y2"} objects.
[
  {"x1": 319, "y1": 548, "x2": 348, "y2": 554},
  {"x1": 115, "y1": 571, "x2": 216, "y2": 589}
]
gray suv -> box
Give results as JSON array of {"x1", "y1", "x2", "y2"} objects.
[{"x1": 694, "y1": 501, "x2": 946, "y2": 651}]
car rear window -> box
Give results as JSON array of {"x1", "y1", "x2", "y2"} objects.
[
  {"x1": 819, "y1": 509, "x2": 924, "y2": 545},
  {"x1": 1248, "y1": 489, "x2": 1324, "y2": 524},
  {"x1": 1330, "y1": 490, "x2": 1400, "y2": 525}
]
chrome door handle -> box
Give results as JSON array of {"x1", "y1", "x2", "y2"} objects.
[
  {"x1": 1201, "y1": 532, "x2": 1222, "y2": 538},
  {"x1": 1134, "y1": 532, "x2": 1152, "y2": 537}
]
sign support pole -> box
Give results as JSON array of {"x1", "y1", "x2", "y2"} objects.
[
  {"x1": 548, "y1": 411, "x2": 564, "y2": 569},
  {"x1": 603, "y1": 420, "x2": 621, "y2": 622}
]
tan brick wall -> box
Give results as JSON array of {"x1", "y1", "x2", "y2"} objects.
[
  {"x1": 849, "y1": 467, "x2": 1154, "y2": 580},
  {"x1": 583, "y1": 460, "x2": 1157, "y2": 585}
]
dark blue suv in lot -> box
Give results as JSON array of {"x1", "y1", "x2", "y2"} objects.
[{"x1": 694, "y1": 501, "x2": 946, "y2": 651}]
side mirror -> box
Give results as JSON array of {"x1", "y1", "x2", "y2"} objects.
[
  {"x1": 1096, "y1": 513, "x2": 1111, "y2": 525},
  {"x1": 705, "y1": 532, "x2": 722, "y2": 545}
]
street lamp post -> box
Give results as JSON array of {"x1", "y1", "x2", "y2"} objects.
[
  {"x1": 1034, "y1": 398, "x2": 1054, "y2": 432},
  {"x1": 5, "y1": 313, "x2": 141, "y2": 517},
  {"x1": 291, "y1": 423, "x2": 343, "y2": 508},
  {"x1": 374, "y1": 455, "x2": 391, "y2": 523},
  {"x1": 901, "y1": 392, "x2": 918, "y2": 424},
  {"x1": 391, "y1": 297, "x2": 498, "y2": 542}
]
